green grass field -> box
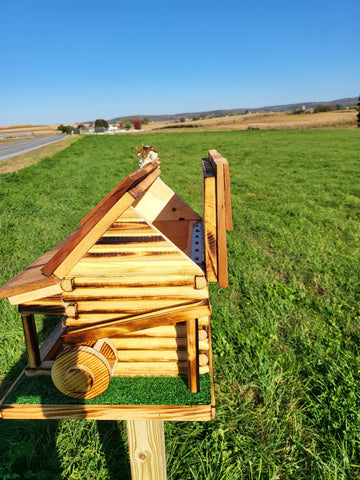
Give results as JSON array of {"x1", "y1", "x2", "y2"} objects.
[{"x1": 0, "y1": 130, "x2": 359, "y2": 479}]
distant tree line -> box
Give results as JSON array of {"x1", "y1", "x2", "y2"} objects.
[
  {"x1": 57, "y1": 124, "x2": 83, "y2": 134},
  {"x1": 57, "y1": 118, "x2": 144, "y2": 134}
]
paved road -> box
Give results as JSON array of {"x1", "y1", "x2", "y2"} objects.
[{"x1": 0, "y1": 135, "x2": 69, "y2": 162}]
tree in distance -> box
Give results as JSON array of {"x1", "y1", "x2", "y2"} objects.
[
  {"x1": 313, "y1": 105, "x2": 336, "y2": 113},
  {"x1": 94, "y1": 119, "x2": 109, "y2": 129}
]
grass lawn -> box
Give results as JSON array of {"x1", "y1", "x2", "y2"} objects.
[{"x1": 0, "y1": 130, "x2": 359, "y2": 479}]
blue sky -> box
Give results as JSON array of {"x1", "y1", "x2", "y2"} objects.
[{"x1": 1, "y1": 0, "x2": 359, "y2": 126}]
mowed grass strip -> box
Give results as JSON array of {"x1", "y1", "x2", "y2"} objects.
[{"x1": 0, "y1": 131, "x2": 359, "y2": 479}]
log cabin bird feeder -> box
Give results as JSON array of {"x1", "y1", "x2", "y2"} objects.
[{"x1": 0, "y1": 149, "x2": 232, "y2": 421}]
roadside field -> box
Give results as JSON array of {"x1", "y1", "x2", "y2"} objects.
[
  {"x1": 0, "y1": 124, "x2": 60, "y2": 139},
  {"x1": 0, "y1": 131, "x2": 359, "y2": 479},
  {"x1": 0, "y1": 136, "x2": 80, "y2": 174},
  {"x1": 143, "y1": 109, "x2": 357, "y2": 132}
]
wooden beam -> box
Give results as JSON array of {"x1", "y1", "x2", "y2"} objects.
[
  {"x1": 208, "y1": 150, "x2": 229, "y2": 288},
  {"x1": 187, "y1": 319, "x2": 199, "y2": 393},
  {"x1": 127, "y1": 420, "x2": 167, "y2": 480},
  {"x1": 21, "y1": 314, "x2": 41, "y2": 368},
  {"x1": 202, "y1": 158, "x2": 218, "y2": 282},
  {"x1": 0, "y1": 403, "x2": 214, "y2": 421},
  {"x1": 62, "y1": 303, "x2": 211, "y2": 344},
  {"x1": 8, "y1": 283, "x2": 62, "y2": 306}
]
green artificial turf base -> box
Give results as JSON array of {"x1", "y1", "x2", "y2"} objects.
[{"x1": 4, "y1": 374, "x2": 212, "y2": 406}]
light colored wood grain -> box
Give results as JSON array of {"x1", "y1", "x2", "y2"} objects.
[
  {"x1": 0, "y1": 403, "x2": 214, "y2": 421},
  {"x1": 134, "y1": 177, "x2": 201, "y2": 223},
  {"x1": 62, "y1": 285, "x2": 208, "y2": 302},
  {"x1": 8, "y1": 283, "x2": 62, "y2": 306},
  {"x1": 112, "y1": 337, "x2": 186, "y2": 351},
  {"x1": 122, "y1": 325, "x2": 187, "y2": 338},
  {"x1": 51, "y1": 343, "x2": 115, "y2": 399},
  {"x1": 114, "y1": 361, "x2": 209, "y2": 376},
  {"x1": 127, "y1": 420, "x2": 167, "y2": 480},
  {"x1": 65, "y1": 313, "x2": 129, "y2": 327},
  {"x1": 223, "y1": 161, "x2": 233, "y2": 231},
  {"x1": 74, "y1": 298, "x2": 198, "y2": 314},
  {"x1": 62, "y1": 303, "x2": 211, "y2": 344},
  {"x1": 116, "y1": 350, "x2": 190, "y2": 363},
  {"x1": 111, "y1": 337, "x2": 209, "y2": 352},
  {"x1": 198, "y1": 328, "x2": 208, "y2": 341},
  {"x1": 65, "y1": 310, "x2": 211, "y2": 330},
  {"x1": 198, "y1": 354, "x2": 209, "y2": 366},
  {"x1": 72, "y1": 274, "x2": 198, "y2": 288},
  {"x1": 208, "y1": 150, "x2": 229, "y2": 287},
  {"x1": 68, "y1": 258, "x2": 205, "y2": 277},
  {"x1": 187, "y1": 319, "x2": 199, "y2": 393},
  {"x1": 18, "y1": 303, "x2": 66, "y2": 315},
  {"x1": 195, "y1": 276, "x2": 207, "y2": 290},
  {"x1": 61, "y1": 278, "x2": 74, "y2": 292},
  {"x1": 65, "y1": 302, "x2": 78, "y2": 318},
  {"x1": 202, "y1": 158, "x2": 218, "y2": 282}
]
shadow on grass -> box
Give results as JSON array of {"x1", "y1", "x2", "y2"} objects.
[
  {"x1": 97, "y1": 421, "x2": 131, "y2": 480},
  {"x1": 0, "y1": 315, "x2": 131, "y2": 480}
]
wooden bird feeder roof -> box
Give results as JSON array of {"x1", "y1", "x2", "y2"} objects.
[{"x1": 0, "y1": 150, "x2": 232, "y2": 421}]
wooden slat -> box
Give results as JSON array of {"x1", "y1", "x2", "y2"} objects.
[
  {"x1": 9, "y1": 283, "x2": 62, "y2": 306},
  {"x1": 62, "y1": 303, "x2": 211, "y2": 344},
  {"x1": 116, "y1": 350, "x2": 189, "y2": 363},
  {"x1": 200, "y1": 316, "x2": 216, "y2": 409},
  {"x1": 187, "y1": 319, "x2": 199, "y2": 393},
  {"x1": 21, "y1": 314, "x2": 41, "y2": 368},
  {"x1": 73, "y1": 298, "x2": 199, "y2": 314},
  {"x1": 127, "y1": 420, "x2": 167, "y2": 480},
  {"x1": 208, "y1": 150, "x2": 233, "y2": 231},
  {"x1": 208, "y1": 150, "x2": 229, "y2": 288},
  {"x1": 62, "y1": 285, "x2": 208, "y2": 302},
  {"x1": 18, "y1": 304, "x2": 66, "y2": 315},
  {"x1": 18, "y1": 294, "x2": 66, "y2": 315},
  {"x1": 72, "y1": 274, "x2": 198, "y2": 288},
  {"x1": 202, "y1": 158, "x2": 218, "y2": 282},
  {"x1": 223, "y1": 161, "x2": 233, "y2": 230},
  {"x1": 114, "y1": 362, "x2": 209, "y2": 376},
  {"x1": 86, "y1": 242, "x2": 182, "y2": 255},
  {"x1": 122, "y1": 325, "x2": 187, "y2": 338},
  {"x1": 111, "y1": 337, "x2": 209, "y2": 352},
  {"x1": 0, "y1": 404, "x2": 214, "y2": 421},
  {"x1": 65, "y1": 313, "x2": 129, "y2": 327},
  {"x1": 68, "y1": 258, "x2": 205, "y2": 277}
]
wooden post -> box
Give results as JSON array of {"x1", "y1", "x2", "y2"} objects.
[
  {"x1": 187, "y1": 318, "x2": 199, "y2": 393},
  {"x1": 127, "y1": 420, "x2": 167, "y2": 480},
  {"x1": 21, "y1": 313, "x2": 41, "y2": 368}
]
